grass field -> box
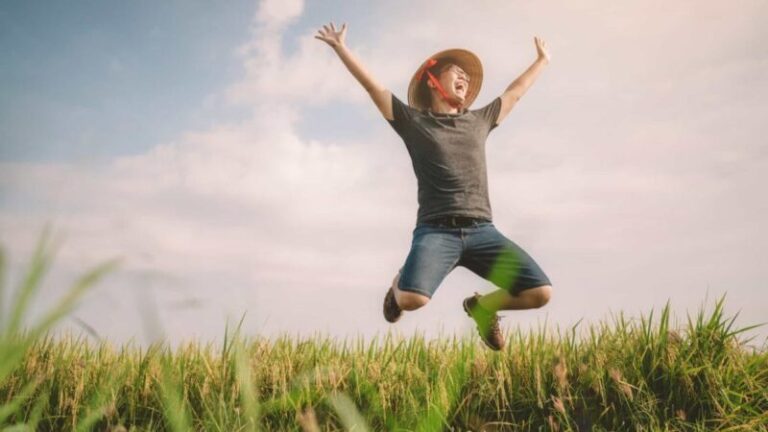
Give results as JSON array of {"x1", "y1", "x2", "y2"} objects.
[{"x1": 1, "y1": 234, "x2": 767, "y2": 431}]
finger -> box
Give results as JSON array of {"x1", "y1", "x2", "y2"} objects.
[
  {"x1": 323, "y1": 24, "x2": 331, "y2": 33},
  {"x1": 330, "y1": 22, "x2": 336, "y2": 32},
  {"x1": 341, "y1": 23, "x2": 347, "y2": 33}
]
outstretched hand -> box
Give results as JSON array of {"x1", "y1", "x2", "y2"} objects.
[
  {"x1": 315, "y1": 22, "x2": 347, "y2": 49},
  {"x1": 534, "y1": 36, "x2": 550, "y2": 63}
]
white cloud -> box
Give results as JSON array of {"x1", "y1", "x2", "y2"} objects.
[
  {"x1": 227, "y1": 32, "x2": 370, "y2": 106},
  {"x1": 256, "y1": 0, "x2": 303, "y2": 28}
]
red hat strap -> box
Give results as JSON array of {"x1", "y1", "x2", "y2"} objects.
[{"x1": 416, "y1": 59, "x2": 462, "y2": 109}]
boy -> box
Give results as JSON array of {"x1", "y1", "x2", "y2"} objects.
[{"x1": 316, "y1": 23, "x2": 552, "y2": 350}]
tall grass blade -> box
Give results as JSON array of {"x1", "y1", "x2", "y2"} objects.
[
  {"x1": 159, "y1": 356, "x2": 193, "y2": 432},
  {"x1": 327, "y1": 393, "x2": 370, "y2": 432},
  {"x1": 74, "y1": 368, "x2": 125, "y2": 432},
  {"x1": 0, "y1": 246, "x2": 6, "y2": 330},
  {"x1": 234, "y1": 340, "x2": 261, "y2": 431},
  {"x1": 5, "y1": 227, "x2": 55, "y2": 337},
  {"x1": 26, "y1": 259, "x2": 119, "y2": 341},
  {"x1": 0, "y1": 378, "x2": 41, "y2": 425}
]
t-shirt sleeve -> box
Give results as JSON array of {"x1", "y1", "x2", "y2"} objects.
[
  {"x1": 387, "y1": 93, "x2": 415, "y2": 136},
  {"x1": 471, "y1": 97, "x2": 502, "y2": 132}
]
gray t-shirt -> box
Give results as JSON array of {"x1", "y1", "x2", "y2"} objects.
[{"x1": 387, "y1": 94, "x2": 502, "y2": 224}]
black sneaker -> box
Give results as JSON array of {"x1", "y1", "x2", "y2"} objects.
[
  {"x1": 383, "y1": 287, "x2": 402, "y2": 323},
  {"x1": 463, "y1": 293, "x2": 505, "y2": 350}
]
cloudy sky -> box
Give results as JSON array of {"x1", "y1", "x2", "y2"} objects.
[{"x1": 1, "y1": 0, "x2": 767, "y2": 347}]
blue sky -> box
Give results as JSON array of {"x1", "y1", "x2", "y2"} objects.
[
  {"x1": 1, "y1": 0, "x2": 767, "y2": 346},
  {"x1": 1, "y1": 1, "x2": 254, "y2": 161},
  {"x1": 0, "y1": 1, "x2": 400, "y2": 162}
]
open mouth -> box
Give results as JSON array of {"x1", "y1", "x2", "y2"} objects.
[{"x1": 455, "y1": 82, "x2": 467, "y2": 93}]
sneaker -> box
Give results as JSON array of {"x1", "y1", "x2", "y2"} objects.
[
  {"x1": 383, "y1": 287, "x2": 402, "y2": 323},
  {"x1": 463, "y1": 293, "x2": 505, "y2": 350}
]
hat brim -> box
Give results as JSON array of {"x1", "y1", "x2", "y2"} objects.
[{"x1": 407, "y1": 48, "x2": 483, "y2": 111}]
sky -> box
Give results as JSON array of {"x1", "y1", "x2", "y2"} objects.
[{"x1": 1, "y1": 0, "x2": 767, "y2": 347}]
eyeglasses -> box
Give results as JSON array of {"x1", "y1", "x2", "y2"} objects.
[{"x1": 442, "y1": 65, "x2": 470, "y2": 82}]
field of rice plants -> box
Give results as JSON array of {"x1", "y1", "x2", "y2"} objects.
[{"x1": 1, "y1": 235, "x2": 767, "y2": 431}]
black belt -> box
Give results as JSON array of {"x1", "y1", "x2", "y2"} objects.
[{"x1": 424, "y1": 215, "x2": 490, "y2": 228}]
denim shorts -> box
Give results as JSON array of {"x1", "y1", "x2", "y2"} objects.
[{"x1": 398, "y1": 221, "x2": 551, "y2": 298}]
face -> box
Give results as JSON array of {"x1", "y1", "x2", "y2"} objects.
[{"x1": 428, "y1": 63, "x2": 470, "y2": 103}]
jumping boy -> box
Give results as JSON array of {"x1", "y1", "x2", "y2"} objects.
[{"x1": 316, "y1": 23, "x2": 552, "y2": 350}]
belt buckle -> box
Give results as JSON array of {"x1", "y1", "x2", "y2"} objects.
[
  {"x1": 430, "y1": 215, "x2": 469, "y2": 228},
  {"x1": 452, "y1": 216, "x2": 470, "y2": 228}
]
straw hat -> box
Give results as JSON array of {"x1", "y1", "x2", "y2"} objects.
[{"x1": 407, "y1": 48, "x2": 483, "y2": 111}]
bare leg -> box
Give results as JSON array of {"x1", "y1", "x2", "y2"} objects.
[
  {"x1": 391, "y1": 271, "x2": 430, "y2": 311},
  {"x1": 477, "y1": 285, "x2": 552, "y2": 312}
]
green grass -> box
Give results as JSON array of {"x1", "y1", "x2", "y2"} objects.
[{"x1": 1, "y1": 233, "x2": 766, "y2": 431}]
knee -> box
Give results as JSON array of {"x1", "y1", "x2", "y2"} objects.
[
  {"x1": 530, "y1": 285, "x2": 552, "y2": 308},
  {"x1": 396, "y1": 291, "x2": 430, "y2": 311}
]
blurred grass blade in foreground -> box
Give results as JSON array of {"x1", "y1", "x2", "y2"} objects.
[{"x1": 0, "y1": 228, "x2": 118, "y2": 429}]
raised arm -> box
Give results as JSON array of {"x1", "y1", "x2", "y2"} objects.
[
  {"x1": 496, "y1": 36, "x2": 551, "y2": 126},
  {"x1": 315, "y1": 22, "x2": 393, "y2": 120}
]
